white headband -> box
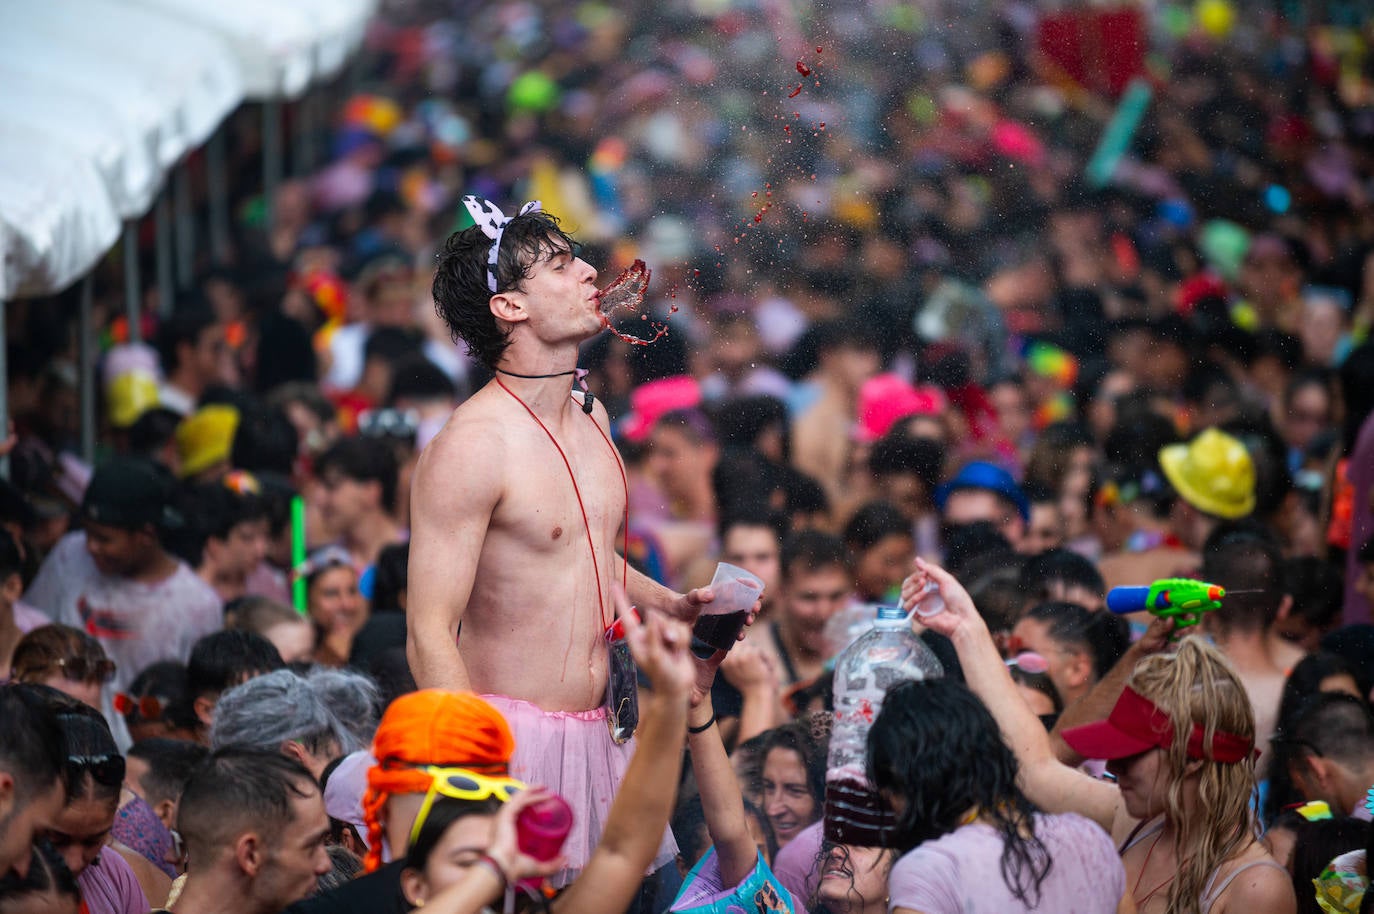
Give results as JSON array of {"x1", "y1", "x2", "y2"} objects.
[{"x1": 462, "y1": 195, "x2": 543, "y2": 293}]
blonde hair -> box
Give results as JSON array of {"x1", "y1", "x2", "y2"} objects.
[{"x1": 1128, "y1": 636, "x2": 1258, "y2": 914}]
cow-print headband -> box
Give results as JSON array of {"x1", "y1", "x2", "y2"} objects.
[{"x1": 461, "y1": 195, "x2": 543, "y2": 293}]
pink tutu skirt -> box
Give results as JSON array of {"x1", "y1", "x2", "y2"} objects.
[{"x1": 482, "y1": 694, "x2": 678, "y2": 886}]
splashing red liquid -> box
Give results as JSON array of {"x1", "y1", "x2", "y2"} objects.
[
  {"x1": 788, "y1": 84, "x2": 802, "y2": 98},
  {"x1": 597, "y1": 259, "x2": 670, "y2": 346},
  {"x1": 796, "y1": 61, "x2": 811, "y2": 77}
]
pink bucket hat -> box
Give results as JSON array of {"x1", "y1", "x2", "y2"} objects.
[
  {"x1": 618, "y1": 376, "x2": 702, "y2": 443},
  {"x1": 855, "y1": 374, "x2": 947, "y2": 443}
]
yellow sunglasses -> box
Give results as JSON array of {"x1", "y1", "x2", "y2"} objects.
[{"x1": 408, "y1": 766, "x2": 526, "y2": 849}]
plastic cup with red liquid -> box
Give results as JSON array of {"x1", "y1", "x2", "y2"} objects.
[{"x1": 691, "y1": 563, "x2": 764, "y2": 656}]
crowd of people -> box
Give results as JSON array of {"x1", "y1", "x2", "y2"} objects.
[{"x1": 3, "y1": 0, "x2": 1374, "y2": 912}]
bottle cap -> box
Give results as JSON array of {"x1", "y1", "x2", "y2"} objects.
[{"x1": 875, "y1": 605, "x2": 909, "y2": 624}]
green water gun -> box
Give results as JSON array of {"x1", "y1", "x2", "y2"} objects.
[{"x1": 1105, "y1": 578, "x2": 1231, "y2": 631}]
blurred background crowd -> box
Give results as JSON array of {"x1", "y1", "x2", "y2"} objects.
[{"x1": 4, "y1": 0, "x2": 1374, "y2": 911}]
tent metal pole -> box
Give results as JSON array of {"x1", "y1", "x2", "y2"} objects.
[
  {"x1": 79, "y1": 277, "x2": 95, "y2": 465},
  {"x1": 123, "y1": 220, "x2": 142, "y2": 343},
  {"x1": 207, "y1": 129, "x2": 230, "y2": 265},
  {"x1": 292, "y1": 97, "x2": 304, "y2": 175},
  {"x1": 263, "y1": 99, "x2": 283, "y2": 228},
  {"x1": 174, "y1": 162, "x2": 194, "y2": 290},
  {"x1": 156, "y1": 190, "x2": 174, "y2": 315}
]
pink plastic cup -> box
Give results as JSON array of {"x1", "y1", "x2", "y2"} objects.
[{"x1": 516, "y1": 794, "x2": 573, "y2": 862}]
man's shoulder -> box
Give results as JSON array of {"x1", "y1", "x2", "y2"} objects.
[{"x1": 425, "y1": 388, "x2": 511, "y2": 449}]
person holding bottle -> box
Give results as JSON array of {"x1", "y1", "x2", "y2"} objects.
[{"x1": 900, "y1": 558, "x2": 1294, "y2": 914}]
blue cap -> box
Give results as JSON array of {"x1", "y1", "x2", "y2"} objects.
[{"x1": 934, "y1": 461, "x2": 1030, "y2": 522}]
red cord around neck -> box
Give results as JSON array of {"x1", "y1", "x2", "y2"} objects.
[{"x1": 495, "y1": 377, "x2": 628, "y2": 631}]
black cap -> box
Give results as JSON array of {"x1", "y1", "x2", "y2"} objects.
[{"x1": 81, "y1": 457, "x2": 180, "y2": 530}]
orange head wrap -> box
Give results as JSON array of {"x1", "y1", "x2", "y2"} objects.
[{"x1": 363, "y1": 690, "x2": 514, "y2": 872}]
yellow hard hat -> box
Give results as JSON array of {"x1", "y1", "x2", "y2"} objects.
[
  {"x1": 175, "y1": 405, "x2": 240, "y2": 479},
  {"x1": 1158, "y1": 428, "x2": 1255, "y2": 519}
]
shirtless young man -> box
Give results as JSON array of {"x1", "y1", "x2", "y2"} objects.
[{"x1": 407, "y1": 198, "x2": 718, "y2": 881}]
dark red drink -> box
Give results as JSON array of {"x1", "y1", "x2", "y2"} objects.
[{"x1": 692, "y1": 609, "x2": 750, "y2": 653}]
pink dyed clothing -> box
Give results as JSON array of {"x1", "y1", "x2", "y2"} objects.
[
  {"x1": 1345, "y1": 412, "x2": 1374, "y2": 625},
  {"x1": 12, "y1": 600, "x2": 50, "y2": 632},
  {"x1": 481, "y1": 693, "x2": 677, "y2": 888},
  {"x1": 244, "y1": 560, "x2": 292, "y2": 604},
  {"x1": 77, "y1": 849, "x2": 150, "y2": 914},
  {"x1": 887, "y1": 813, "x2": 1123, "y2": 914},
  {"x1": 773, "y1": 820, "x2": 824, "y2": 905},
  {"x1": 23, "y1": 532, "x2": 222, "y2": 692}
]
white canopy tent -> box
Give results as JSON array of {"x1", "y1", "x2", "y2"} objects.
[{"x1": 0, "y1": 0, "x2": 377, "y2": 470}]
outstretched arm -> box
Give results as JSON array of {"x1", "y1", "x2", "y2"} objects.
[
  {"x1": 902, "y1": 559, "x2": 1124, "y2": 833},
  {"x1": 686, "y1": 648, "x2": 761, "y2": 888},
  {"x1": 406, "y1": 419, "x2": 503, "y2": 690},
  {"x1": 555, "y1": 591, "x2": 692, "y2": 914}
]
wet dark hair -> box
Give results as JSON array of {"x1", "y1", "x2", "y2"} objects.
[
  {"x1": 842, "y1": 501, "x2": 912, "y2": 554},
  {"x1": 1024, "y1": 602, "x2": 1128, "y2": 680},
  {"x1": 780, "y1": 530, "x2": 849, "y2": 579},
  {"x1": 44, "y1": 694, "x2": 123, "y2": 805},
  {"x1": 807, "y1": 841, "x2": 895, "y2": 914},
  {"x1": 1201, "y1": 521, "x2": 1285, "y2": 633},
  {"x1": 131, "y1": 660, "x2": 196, "y2": 731},
  {"x1": 187, "y1": 629, "x2": 285, "y2": 702},
  {"x1": 1017, "y1": 548, "x2": 1105, "y2": 607},
  {"x1": 178, "y1": 748, "x2": 319, "y2": 869},
  {"x1": 230, "y1": 406, "x2": 300, "y2": 478},
  {"x1": 1281, "y1": 556, "x2": 1344, "y2": 633},
  {"x1": 371, "y1": 542, "x2": 410, "y2": 613},
  {"x1": 0, "y1": 684, "x2": 65, "y2": 799},
  {"x1": 869, "y1": 434, "x2": 944, "y2": 496},
  {"x1": 718, "y1": 507, "x2": 789, "y2": 549},
  {"x1": 869, "y1": 679, "x2": 1051, "y2": 906},
  {"x1": 316, "y1": 436, "x2": 400, "y2": 513},
  {"x1": 1265, "y1": 651, "x2": 1361, "y2": 823},
  {"x1": 127, "y1": 739, "x2": 208, "y2": 810},
  {"x1": 431, "y1": 211, "x2": 578, "y2": 370},
  {"x1": 714, "y1": 395, "x2": 790, "y2": 461},
  {"x1": 155, "y1": 305, "x2": 217, "y2": 376}
]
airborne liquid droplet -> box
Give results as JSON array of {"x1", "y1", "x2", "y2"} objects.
[{"x1": 796, "y1": 60, "x2": 812, "y2": 77}]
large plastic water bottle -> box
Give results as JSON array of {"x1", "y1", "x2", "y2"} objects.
[{"x1": 824, "y1": 604, "x2": 944, "y2": 845}]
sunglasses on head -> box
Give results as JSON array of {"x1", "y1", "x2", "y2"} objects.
[
  {"x1": 408, "y1": 766, "x2": 526, "y2": 849},
  {"x1": 1005, "y1": 651, "x2": 1050, "y2": 675},
  {"x1": 41, "y1": 656, "x2": 117, "y2": 685},
  {"x1": 70, "y1": 753, "x2": 126, "y2": 788},
  {"x1": 113, "y1": 693, "x2": 166, "y2": 720}
]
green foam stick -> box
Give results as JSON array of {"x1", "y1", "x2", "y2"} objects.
[
  {"x1": 1086, "y1": 78, "x2": 1152, "y2": 189},
  {"x1": 291, "y1": 495, "x2": 307, "y2": 616}
]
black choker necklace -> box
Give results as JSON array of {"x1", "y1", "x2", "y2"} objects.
[{"x1": 494, "y1": 368, "x2": 596, "y2": 414}]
